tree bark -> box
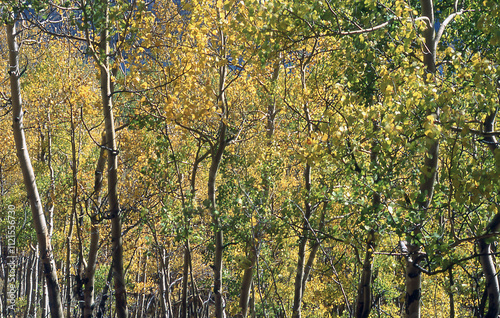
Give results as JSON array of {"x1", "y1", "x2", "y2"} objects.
[
  {"x1": 24, "y1": 249, "x2": 36, "y2": 318},
  {"x1": 292, "y1": 55, "x2": 315, "y2": 318},
  {"x1": 292, "y1": 163, "x2": 312, "y2": 318},
  {"x1": 6, "y1": 19, "x2": 64, "y2": 318},
  {"x1": 354, "y1": 120, "x2": 380, "y2": 318},
  {"x1": 97, "y1": 2, "x2": 128, "y2": 316},
  {"x1": 74, "y1": 117, "x2": 86, "y2": 316},
  {"x1": 405, "y1": 118, "x2": 439, "y2": 318},
  {"x1": 210, "y1": 119, "x2": 227, "y2": 318},
  {"x1": 405, "y1": 1, "x2": 438, "y2": 317},
  {"x1": 239, "y1": 58, "x2": 281, "y2": 318},
  {"x1": 138, "y1": 254, "x2": 148, "y2": 317},
  {"x1": 182, "y1": 241, "x2": 191, "y2": 318},
  {"x1": 44, "y1": 113, "x2": 55, "y2": 239},
  {"x1": 239, "y1": 243, "x2": 257, "y2": 318},
  {"x1": 96, "y1": 265, "x2": 113, "y2": 318},
  {"x1": 266, "y1": 59, "x2": 281, "y2": 140},
  {"x1": 479, "y1": 240, "x2": 500, "y2": 318},
  {"x1": 65, "y1": 207, "x2": 74, "y2": 318},
  {"x1": 448, "y1": 268, "x2": 455, "y2": 318},
  {"x1": 479, "y1": 109, "x2": 500, "y2": 317},
  {"x1": 30, "y1": 245, "x2": 39, "y2": 318},
  {"x1": 41, "y1": 272, "x2": 49, "y2": 318},
  {"x1": 65, "y1": 100, "x2": 79, "y2": 318},
  {"x1": 84, "y1": 133, "x2": 106, "y2": 318},
  {"x1": 158, "y1": 247, "x2": 170, "y2": 318},
  {"x1": 210, "y1": 22, "x2": 228, "y2": 318},
  {"x1": 302, "y1": 209, "x2": 325, "y2": 288},
  {"x1": 355, "y1": 230, "x2": 376, "y2": 318}
]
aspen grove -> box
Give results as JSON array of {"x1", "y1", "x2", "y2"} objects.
[{"x1": 1, "y1": 1, "x2": 500, "y2": 317}]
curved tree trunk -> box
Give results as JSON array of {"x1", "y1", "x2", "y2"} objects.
[
  {"x1": 479, "y1": 109, "x2": 500, "y2": 317},
  {"x1": 6, "y1": 19, "x2": 64, "y2": 318},
  {"x1": 479, "y1": 240, "x2": 500, "y2": 318}
]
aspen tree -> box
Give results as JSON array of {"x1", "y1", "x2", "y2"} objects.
[{"x1": 6, "y1": 15, "x2": 64, "y2": 318}]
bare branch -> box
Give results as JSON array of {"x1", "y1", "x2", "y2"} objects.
[{"x1": 434, "y1": 9, "x2": 473, "y2": 52}]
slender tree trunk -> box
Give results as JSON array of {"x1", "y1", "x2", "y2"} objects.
[
  {"x1": 136, "y1": 288, "x2": 144, "y2": 318},
  {"x1": 139, "y1": 254, "x2": 148, "y2": 317},
  {"x1": 43, "y1": 114, "x2": 54, "y2": 318},
  {"x1": 406, "y1": 137, "x2": 439, "y2": 318},
  {"x1": 479, "y1": 109, "x2": 500, "y2": 317},
  {"x1": 82, "y1": 203, "x2": 101, "y2": 318},
  {"x1": 239, "y1": 59, "x2": 280, "y2": 318},
  {"x1": 30, "y1": 245, "x2": 39, "y2": 318},
  {"x1": 210, "y1": 124, "x2": 227, "y2": 318},
  {"x1": 6, "y1": 19, "x2": 64, "y2": 318},
  {"x1": 42, "y1": 112, "x2": 54, "y2": 318},
  {"x1": 64, "y1": 101, "x2": 80, "y2": 318},
  {"x1": 167, "y1": 253, "x2": 174, "y2": 317},
  {"x1": 24, "y1": 249, "x2": 36, "y2": 318},
  {"x1": 131, "y1": 254, "x2": 141, "y2": 318},
  {"x1": 355, "y1": 122, "x2": 381, "y2": 318},
  {"x1": 189, "y1": 241, "x2": 202, "y2": 318},
  {"x1": 45, "y1": 113, "x2": 55, "y2": 239},
  {"x1": 158, "y1": 248, "x2": 169, "y2": 318},
  {"x1": 75, "y1": 216, "x2": 86, "y2": 316},
  {"x1": 479, "y1": 241, "x2": 500, "y2": 318},
  {"x1": 96, "y1": 3, "x2": 128, "y2": 316},
  {"x1": 291, "y1": 163, "x2": 311, "y2": 318},
  {"x1": 96, "y1": 265, "x2": 113, "y2": 318},
  {"x1": 447, "y1": 268, "x2": 455, "y2": 318},
  {"x1": 293, "y1": 208, "x2": 324, "y2": 317},
  {"x1": 65, "y1": 155, "x2": 77, "y2": 317},
  {"x1": 239, "y1": 242, "x2": 258, "y2": 318},
  {"x1": 302, "y1": 209, "x2": 325, "y2": 287},
  {"x1": 41, "y1": 267, "x2": 49, "y2": 318},
  {"x1": 405, "y1": 1, "x2": 438, "y2": 317},
  {"x1": 66, "y1": 210, "x2": 74, "y2": 318},
  {"x1": 291, "y1": 160, "x2": 314, "y2": 318},
  {"x1": 175, "y1": 140, "x2": 208, "y2": 318},
  {"x1": 0, "y1": 164, "x2": 3, "y2": 199},
  {"x1": 292, "y1": 55, "x2": 315, "y2": 318},
  {"x1": 210, "y1": 22, "x2": 228, "y2": 318},
  {"x1": 42, "y1": 112, "x2": 54, "y2": 317},
  {"x1": 266, "y1": 59, "x2": 281, "y2": 140},
  {"x1": 181, "y1": 241, "x2": 191, "y2": 318},
  {"x1": 355, "y1": 231, "x2": 376, "y2": 318},
  {"x1": 83, "y1": 133, "x2": 106, "y2": 318},
  {"x1": 73, "y1": 111, "x2": 85, "y2": 315}
]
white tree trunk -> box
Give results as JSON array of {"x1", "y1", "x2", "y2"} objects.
[{"x1": 6, "y1": 19, "x2": 64, "y2": 318}]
